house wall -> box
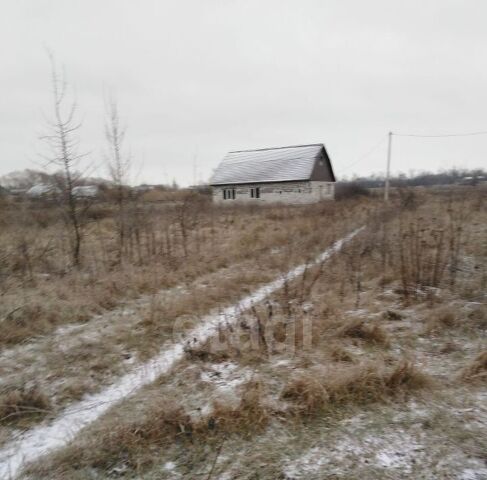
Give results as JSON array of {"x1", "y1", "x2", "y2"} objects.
[{"x1": 212, "y1": 181, "x2": 335, "y2": 205}]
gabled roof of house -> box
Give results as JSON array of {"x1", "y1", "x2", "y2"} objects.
[{"x1": 210, "y1": 143, "x2": 334, "y2": 185}]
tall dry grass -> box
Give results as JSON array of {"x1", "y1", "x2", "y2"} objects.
[
  {"x1": 25, "y1": 358, "x2": 431, "y2": 478},
  {"x1": 0, "y1": 194, "x2": 373, "y2": 348},
  {"x1": 26, "y1": 380, "x2": 270, "y2": 477},
  {"x1": 18, "y1": 188, "x2": 487, "y2": 478},
  {"x1": 327, "y1": 189, "x2": 486, "y2": 305},
  {"x1": 0, "y1": 385, "x2": 51, "y2": 426},
  {"x1": 281, "y1": 360, "x2": 431, "y2": 416}
]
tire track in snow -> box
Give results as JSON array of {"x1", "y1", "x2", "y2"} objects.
[{"x1": 0, "y1": 227, "x2": 363, "y2": 479}]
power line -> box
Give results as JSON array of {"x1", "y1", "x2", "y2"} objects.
[
  {"x1": 384, "y1": 128, "x2": 487, "y2": 202},
  {"x1": 342, "y1": 129, "x2": 487, "y2": 173},
  {"x1": 393, "y1": 130, "x2": 487, "y2": 138},
  {"x1": 341, "y1": 134, "x2": 388, "y2": 172}
]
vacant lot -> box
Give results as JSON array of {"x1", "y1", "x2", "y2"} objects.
[{"x1": 0, "y1": 187, "x2": 485, "y2": 479}]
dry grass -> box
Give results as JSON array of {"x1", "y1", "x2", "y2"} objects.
[
  {"x1": 439, "y1": 341, "x2": 460, "y2": 354},
  {"x1": 424, "y1": 305, "x2": 487, "y2": 334},
  {"x1": 383, "y1": 309, "x2": 404, "y2": 321},
  {"x1": 424, "y1": 308, "x2": 458, "y2": 334},
  {"x1": 43, "y1": 402, "x2": 194, "y2": 474},
  {"x1": 184, "y1": 340, "x2": 233, "y2": 363},
  {"x1": 27, "y1": 380, "x2": 271, "y2": 477},
  {"x1": 281, "y1": 360, "x2": 431, "y2": 416},
  {"x1": 5, "y1": 189, "x2": 487, "y2": 478},
  {"x1": 327, "y1": 343, "x2": 356, "y2": 363},
  {"x1": 0, "y1": 259, "x2": 282, "y2": 428},
  {"x1": 0, "y1": 385, "x2": 51, "y2": 425},
  {"x1": 458, "y1": 351, "x2": 487, "y2": 384},
  {"x1": 336, "y1": 317, "x2": 390, "y2": 346},
  {"x1": 280, "y1": 374, "x2": 328, "y2": 415},
  {"x1": 210, "y1": 380, "x2": 271, "y2": 434},
  {"x1": 0, "y1": 197, "x2": 369, "y2": 348},
  {"x1": 466, "y1": 305, "x2": 487, "y2": 330}
]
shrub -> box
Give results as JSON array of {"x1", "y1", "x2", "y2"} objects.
[{"x1": 335, "y1": 182, "x2": 370, "y2": 200}]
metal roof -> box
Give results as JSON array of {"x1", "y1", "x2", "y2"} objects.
[
  {"x1": 210, "y1": 144, "x2": 325, "y2": 185},
  {"x1": 26, "y1": 184, "x2": 58, "y2": 197}
]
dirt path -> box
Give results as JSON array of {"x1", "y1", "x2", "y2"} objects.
[
  {"x1": 0, "y1": 255, "x2": 283, "y2": 443},
  {"x1": 0, "y1": 228, "x2": 363, "y2": 479}
]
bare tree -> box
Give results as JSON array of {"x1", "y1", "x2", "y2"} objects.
[
  {"x1": 175, "y1": 191, "x2": 201, "y2": 258},
  {"x1": 41, "y1": 52, "x2": 86, "y2": 267},
  {"x1": 104, "y1": 97, "x2": 131, "y2": 264}
]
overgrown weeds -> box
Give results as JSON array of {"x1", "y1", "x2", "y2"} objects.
[
  {"x1": 424, "y1": 305, "x2": 487, "y2": 334},
  {"x1": 281, "y1": 360, "x2": 431, "y2": 416},
  {"x1": 0, "y1": 196, "x2": 369, "y2": 348},
  {"x1": 211, "y1": 380, "x2": 271, "y2": 434},
  {"x1": 0, "y1": 385, "x2": 51, "y2": 425},
  {"x1": 27, "y1": 380, "x2": 270, "y2": 477},
  {"x1": 424, "y1": 308, "x2": 458, "y2": 334}
]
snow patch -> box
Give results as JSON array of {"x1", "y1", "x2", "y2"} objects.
[
  {"x1": 200, "y1": 362, "x2": 252, "y2": 394},
  {"x1": 459, "y1": 467, "x2": 487, "y2": 480},
  {"x1": 283, "y1": 427, "x2": 427, "y2": 478},
  {"x1": 163, "y1": 461, "x2": 176, "y2": 471}
]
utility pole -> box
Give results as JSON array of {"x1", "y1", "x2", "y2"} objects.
[{"x1": 384, "y1": 131, "x2": 393, "y2": 201}]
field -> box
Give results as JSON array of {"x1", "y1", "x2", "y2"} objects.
[{"x1": 0, "y1": 188, "x2": 485, "y2": 479}]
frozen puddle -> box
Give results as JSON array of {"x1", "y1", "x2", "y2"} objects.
[{"x1": 0, "y1": 228, "x2": 363, "y2": 479}]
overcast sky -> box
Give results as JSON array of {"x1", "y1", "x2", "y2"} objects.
[{"x1": 1, "y1": 0, "x2": 487, "y2": 185}]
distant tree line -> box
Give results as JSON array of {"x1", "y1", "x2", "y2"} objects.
[{"x1": 341, "y1": 168, "x2": 487, "y2": 188}]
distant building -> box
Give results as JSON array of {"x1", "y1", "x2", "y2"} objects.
[
  {"x1": 7, "y1": 188, "x2": 27, "y2": 196},
  {"x1": 72, "y1": 185, "x2": 99, "y2": 198},
  {"x1": 26, "y1": 184, "x2": 59, "y2": 198},
  {"x1": 210, "y1": 144, "x2": 336, "y2": 204},
  {"x1": 459, "y1": 175, "x2": 487, "y2": 186},
  {"x1": 133, "y1": 184, "x2": 156, "y2": 193}
]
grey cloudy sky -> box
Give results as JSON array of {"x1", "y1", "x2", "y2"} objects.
[{"x1": 1, "y1": 0, "x2": 487, "y2": 185}]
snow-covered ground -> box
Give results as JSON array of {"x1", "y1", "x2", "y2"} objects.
[{"x1": 283, "y1": 409, "x2": 487, "y2": 480}]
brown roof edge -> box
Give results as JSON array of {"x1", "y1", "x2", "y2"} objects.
[{"x1": 321, "y1": 145, "x2": 336, "y2": 182}]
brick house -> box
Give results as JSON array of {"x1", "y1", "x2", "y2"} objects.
[{"x1": 210, "y1": 144, "x2": 336, "y2": 204}]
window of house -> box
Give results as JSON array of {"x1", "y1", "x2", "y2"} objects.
[
  {"x1": 223, "y1": 188, "x2": 235, "y2": 200},
  {"x1": 250, "y1": 187, "x2": 260, "y2": 198}
]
